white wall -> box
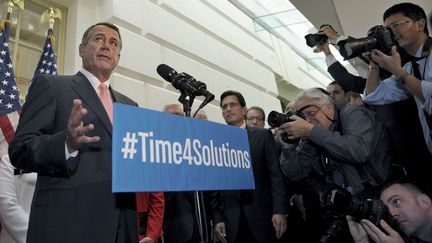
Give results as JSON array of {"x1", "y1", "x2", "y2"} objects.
[{"x1": 56, "y1": 0, "x2": 333, "y2": 124}]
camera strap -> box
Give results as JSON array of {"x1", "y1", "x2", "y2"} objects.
[
  {"x1": 410, "y1": 36, "x2": 432, "y2": 134},
  {"x1": 334, "y1": 106, "x2": 384, "y2": 191},
  {"x1": 405, "y1": 36, "x2": 432, "y2": 79}
]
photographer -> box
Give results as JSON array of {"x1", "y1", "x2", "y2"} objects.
[
  {"x1": 347, "y1": 180, "x2": 432, "y2": 243},
  {"x1": 316, "y1": 17, "x2": 432, "y2": 187},
  {"x1": 317, "y1": 25, "x2": 369, "y2": 92},
  {"x1": 363, "y1": 2, "x2": 432, "y2": 155},
  {"x1": 278, "y1": 88, "x2": 392, "y2": 242}
]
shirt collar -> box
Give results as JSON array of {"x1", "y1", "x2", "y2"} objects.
[
  {"x1": 79, "y1": 68, "x2": 111, "y2": 90},
  {"x1": 415, "y1": 44, "x2": 424, "y2": 57}
]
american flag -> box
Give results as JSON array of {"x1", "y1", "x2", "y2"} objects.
[
  {"x1": 33, "y1": 29, "x2": 57, "y2": 78},
  {"x1": 0, "y1": 21, "x2": 21, "y2": 157}
]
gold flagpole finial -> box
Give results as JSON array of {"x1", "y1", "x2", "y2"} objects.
[
  {"x1": 7, "y1": 0, "x2": 24, "y2": 13},
  {"x1": 41, "y1": 7, "x2": 61, "y2": 30}
]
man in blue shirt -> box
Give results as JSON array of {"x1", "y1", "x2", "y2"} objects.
[{"x1": 363, "y1": 2, "x2": 432, "y2": 154}]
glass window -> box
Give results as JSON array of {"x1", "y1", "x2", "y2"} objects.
[{"x1": 0, "y1": 0, "x2": 67, "y2": 102}]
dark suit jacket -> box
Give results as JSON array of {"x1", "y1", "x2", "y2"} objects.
[
  {"x1": 212, "y1": 126, "x2": 288, "y2": 243},
  {"x1": 163, "y1": 190, "x2": 212, "y2": 243},
  {"x1": 9, "y1": 72, "x2": 138, "y2": 243},
  {"x1": 327, "y1": 61, "x2": 366, "y2": 93}
]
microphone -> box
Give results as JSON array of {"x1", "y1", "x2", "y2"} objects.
[
  {"x1": 156, "y1": 64, "x2": 215, "y2": 106},
  {"x1": 182, "y1": 73, "x2": 215, "y2": 106},
  {"x1": 157, "y1": 64, "x2": 197, "y2": 95}
]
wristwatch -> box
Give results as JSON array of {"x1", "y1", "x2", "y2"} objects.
[{"x1": 396, "y1": 72, "x2": 410, "y2": 85}]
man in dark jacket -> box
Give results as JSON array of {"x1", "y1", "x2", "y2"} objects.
[
  {"x1": 318, "y1": 24, "x2": 432, "y2": 185},
  {"x1": 9, "y1": 23, "x2": 138, "y2": 243},
  {"x1": 212, "y1": 90, "x2": 288, "y2": 243},
  {"x1": 279, "y1": 88, "x2": 392, "y2": 242}
]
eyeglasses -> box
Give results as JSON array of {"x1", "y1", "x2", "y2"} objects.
[
  {"x1": 221, "y1": 102, "x2": 240, "y2": 111},
  {"x1": 388, "y1": 20, "x2": 414, "y2": 30},
  {"x1": 298, "y1": 104, "x2": 323, "y2": 118},
  {"x1": 246, "y1": 116, "x2": 264, "y2": 122}
]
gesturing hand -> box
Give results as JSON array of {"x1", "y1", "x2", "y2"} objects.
[{"x1": 66, "y1": 99, "x2": 100, "y2": 153}]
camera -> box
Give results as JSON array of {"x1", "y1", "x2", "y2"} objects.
[
  {"x1": 268, "y1": 110, "x2": 298, "y2": 128},
  {"x1": 268, "y1": 110, "x2": 304, "y2": 144},
  {"x1": 340, "y1": 25, "x2": 397, "y2": 60},
  {"x1": 305, "y1": 33, "x2": 329, "y2": 47},
  {"x1": 318, "y1": 186, "x2": 397, "y2": 243}
]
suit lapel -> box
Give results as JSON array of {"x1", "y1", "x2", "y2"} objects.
[
  {"x1": 71, "y1": 72, "x2": 112, "y2": 135},
  {"x1": 246, "y1": 126, "x2": 256, "y2": 148}
]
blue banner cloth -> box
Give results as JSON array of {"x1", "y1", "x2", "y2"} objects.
[{"x1": 112, "y1": 103, "x2": 255, "y2": 192}]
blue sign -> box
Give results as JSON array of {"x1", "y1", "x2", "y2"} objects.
[{"x1": 112, "y1": 103, "x2": 255, "y2": 192}]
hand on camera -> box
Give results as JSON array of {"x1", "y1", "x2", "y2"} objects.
[
  {"x1": 346, "y1": 215, "x2": 370, "y2": 243},
  {"x1": 319, "y1": 25, "x2": 340, "y2": 41},
  {"x1": 371, "y1": 46, "x2": 403, "y2": 75},
  {"x1": 279, "y1": 115, "x2": 313, "y2": 140},
  {"x1": 360, "y1": 219, "x2": 404, "y2": 243},
  {"x1": 316, "y1": 41, "x2": 332, "y2": 55},
  {"x1": 347, "y1": 216, "x2": 404, "y2": 243}
]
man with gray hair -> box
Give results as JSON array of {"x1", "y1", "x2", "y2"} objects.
[{"x1": 278, "y1": 87, "x2": 392, "y2": 242}]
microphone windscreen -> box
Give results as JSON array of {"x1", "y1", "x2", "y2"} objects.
[{"x1": 156, "y1": 64, "x2": 175, "y2": 82}]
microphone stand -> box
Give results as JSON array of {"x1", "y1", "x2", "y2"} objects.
[
  {"x1": 177, "y1": 90, "x2": 208, "y2": 243},
  {"x1": 178, "y1": 92, "x2": 194, "y2": 117}
]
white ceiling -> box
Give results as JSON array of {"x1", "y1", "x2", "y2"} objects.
[{"x1": 291, "y1": 0, "x2": 432, "y2": 38}]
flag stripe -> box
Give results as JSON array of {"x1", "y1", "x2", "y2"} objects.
[{"x1": 0, "y1": 112, "x2": 16, "y2": 144}]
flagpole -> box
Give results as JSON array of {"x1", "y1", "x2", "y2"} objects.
[
  {"x1": 5, "y1": 0, "x2": 25, "y2": 69},
  {"x1": 11, "y1": 9, "x2": 22, "y2": 66},
  {"x1": 31, "y1": 7, "x2": 60, "y2": 80},
  {"x1": 41, "y1": 7, "x2": 62, "y2": 35}
]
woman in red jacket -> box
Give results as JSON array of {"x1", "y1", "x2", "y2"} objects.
[{"x1": 136, "y1": 192, "x2": 164, "y2": 243}]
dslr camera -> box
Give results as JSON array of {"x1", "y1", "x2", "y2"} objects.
[
  {"x1": 268, "y1": 110, "x2": 304, "y2": 144},
  {"x1": 318, "y1": 186, "x2": 397, "y2": 243},
  {"x1": 305, "y1": 33, "x2": 329, "y2": 47},
  {"x1": 340, "y1": 25, "x2": 397, "y2": 60}
]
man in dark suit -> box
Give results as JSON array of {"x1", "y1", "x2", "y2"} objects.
[
  {"x1": 212, "y1": 90, "x2": 288, "y2": 243},
  {"x1": 9, "y1": 22, "x2": 138, "y2": 243}
]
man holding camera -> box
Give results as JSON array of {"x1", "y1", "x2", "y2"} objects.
[
  {"x1": 364, "y1": 2, "x2": 432, "y2": 155},
  {"x1": 315, "y1": 7, "x2": 432, "y2": 188},
  {"x1": 347, "y1": 180, "x2": 432, "y2": 243},
  {"x1": 278, "y1": 88, "x2": 392, "y2": 242}
]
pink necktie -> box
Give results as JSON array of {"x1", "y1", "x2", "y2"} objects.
[{"x1": 98, "y1": 83, "x2": 113, "y2": 123}]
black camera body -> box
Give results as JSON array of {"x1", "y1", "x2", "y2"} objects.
[
  {"x1": 305, "y1": 33, "x2": 329, "y2": 47},
  {"x1": 341, "y1": 25, "x2": 397, "y2": 60},
  {"x1": 268, "y1": 110, "x2": 304, "y2": 144},
  {"x1": 320, "y1": 187, "x2": 392, "y2": 224},
  {"x1": 268, "y1": 110, "x2": 297, "y2": 127},
  {"x1": 318, "y1": 186, "x2": 397, "y2": 243}
]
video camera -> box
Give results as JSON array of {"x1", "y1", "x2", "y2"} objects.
[
  {"x1": 340, "y1": 25, "x2": 397, "y2": 60},
  {"x1": 318, "y1": 186, "x2": 397, "y2": 243},
  {"x1": 268, "y1": 110, "x2": 304, "y2": 144}
]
